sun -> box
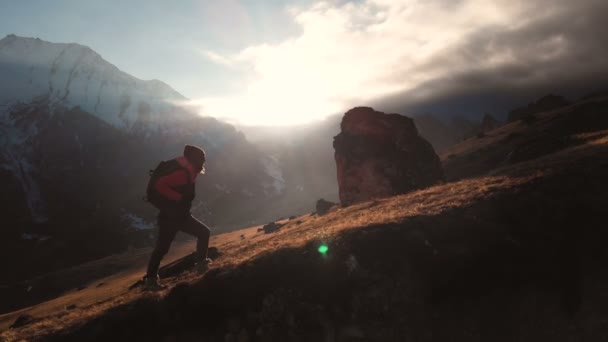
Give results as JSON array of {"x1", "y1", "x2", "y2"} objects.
[{"x1": 194, "y1": 90, "x2": 342, "y2": 126}]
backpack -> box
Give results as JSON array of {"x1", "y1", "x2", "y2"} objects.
[{"x1": 145, "y1": 159, "x2": 185, "y2": 209}]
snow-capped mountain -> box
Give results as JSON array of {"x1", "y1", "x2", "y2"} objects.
[
  {"x1": 0, "y1": 35, "x2": 284, "y2": 277},
  {"x1": 0, "y1": 34, "x2": 186, "y2": 130}
]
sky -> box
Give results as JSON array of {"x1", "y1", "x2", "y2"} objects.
[{"x1": 1, "y1": 0, "x2": 607, "y2": 125}]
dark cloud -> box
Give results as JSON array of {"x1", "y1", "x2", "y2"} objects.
[{"x1": 370, "y1": 0, "x2": 608, "y2": 119}]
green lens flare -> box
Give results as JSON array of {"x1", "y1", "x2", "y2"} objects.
[{"x1": 318, "y1": 244, "x2": 329, "y2": 254}]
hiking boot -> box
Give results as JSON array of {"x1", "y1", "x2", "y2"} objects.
[
  {"x1": 195, "y1": 258, "x2": 212, "y2": 274},
  {"x1": 143, "y1": 275, "x2": 164, "y2": 291}
]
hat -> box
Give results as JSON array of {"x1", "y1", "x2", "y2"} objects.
[{"x1": 183, "y1": 144, "x2": 206, "y2": 170}]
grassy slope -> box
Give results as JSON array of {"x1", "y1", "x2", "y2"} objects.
[
  {"x1": 441, "y1": 96, "x2": 608, "y2": 180},
  {"x1": 2, "y1": 99, "x2": 608, "y2": 341}
]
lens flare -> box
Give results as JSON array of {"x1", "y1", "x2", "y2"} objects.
[{"x1": 318, "y1": 244, "x2": 329, "y2": 255}]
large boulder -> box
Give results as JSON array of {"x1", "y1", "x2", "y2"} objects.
[{"x1": 333, "y1": 107, "x2": 444, "y2": 206}]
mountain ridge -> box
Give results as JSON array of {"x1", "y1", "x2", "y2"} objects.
[{"x1": 0, "y1": 34, "x2": 186, "y2": 131}]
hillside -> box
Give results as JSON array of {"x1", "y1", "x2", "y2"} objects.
[
  {"x1": 441, "y1": 95, "x2": 608, "y2": 180},
  {"x1": 2, "y1": 96, "x2": 608, "y2": 341}
]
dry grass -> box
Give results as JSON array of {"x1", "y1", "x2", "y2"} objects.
[
  {"x1": 441, "y1": 97, "x2": 608, "y2": 181},
  {"x1": 0, "y1": 174, "x2": 555, "y2": 341}
]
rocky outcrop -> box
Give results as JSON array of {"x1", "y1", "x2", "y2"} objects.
[
  {"x1": 480, "y1": 113, "x2": 500, "y2": 132},
  {"x1": 315, "y1": 198, "x2": 336, "y2": 215},
  {"x1": 507, "y1": 94, "x2": 570, "y2": 122},
  {"x1": 258, "y1": 222, "x2": 283, "y2": 234},
  {"x1": 333, "y1": 107, "x2": 444, "y2": 206}
]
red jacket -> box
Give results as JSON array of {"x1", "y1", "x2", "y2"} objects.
[{"x1": 154, "y1": 156, "x2": 198, "y2": 201}]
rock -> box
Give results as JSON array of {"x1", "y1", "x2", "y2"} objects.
[
  {"x1": 65, "y1": 304, "x2": 77, "y2": 310},
  {"x1": 10, "y1": 314, "x2": 34, "y2": 329},
  {"x1": 507, "y1": 94, "x2": 570, "y2": 122},
  {"x1": 208, "y1": 246, "x2": 220, "y2": 259},
  {"x1": 480, "y1": 113, "x2": 499, "y2": 132},
  {"x1": 261, "y1": 222, "x2": 282, "y2": 234},
  {"x1": 316, "y1": 198, "x2": 336, "y2": 215},
  {"x1": 289, "y1": 215, "x2": 297, "y2": 220},
  {"x1": 333, "y1": 107, "x2": 444, "y2": 206}
]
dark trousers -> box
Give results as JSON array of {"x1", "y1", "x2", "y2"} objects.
[{"x1": 146, "y1": 214, "x2": 211, "y2": 277}]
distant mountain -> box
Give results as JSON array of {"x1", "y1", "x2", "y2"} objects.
[
  {"x1": 507, "y1": 94, "x2": 570, "y2": 122},
  {"x1": 412, "y1": 114, "x2": 475, "y2": 152},
  {"x1": 237, "y1": 116, "x2": 341, "y2": 216},
  {"x1": 0, "y1": 34, "x2": 186, "y2": 130},
  {"x1": 0, "y1": 35, "x2": 284, "y2": 279}
]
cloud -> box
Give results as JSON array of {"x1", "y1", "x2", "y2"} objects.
[
  {"x1": 193, "y1": 0, "x2": 608, "y2": 125},
  {"x1": 372, "y1": 0, "x2": 608, "y2": 116},
  {"x1": 202, "y1": 50, "x2": 236, "y2": 67}
]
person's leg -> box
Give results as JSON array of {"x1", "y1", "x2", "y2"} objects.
[
  {"x1": 146, "y1": 215, "x2": 179, "y2": 278},
  {"x1": 181, "y1": 215, "x2": 211, "y2": 261}
]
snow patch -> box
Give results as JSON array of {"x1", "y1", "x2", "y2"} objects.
[
  {"x1": 0, "y1": 111, "x2": 48, "y2": 223},
  {"x1": 0, "y1": 35, "x2": 191, "y2": 135},
  {"x1": 262, "y1": 155, "x2": 285, "y2": 196},
  {"x1": 121, "y1": 211, "x2": 154, "y2": 230}
]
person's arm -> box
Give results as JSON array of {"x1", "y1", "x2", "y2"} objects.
[{"x1": 155, "y1": 169, "x2": 189, "y2": 201}]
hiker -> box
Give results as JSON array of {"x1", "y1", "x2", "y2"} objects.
[{"x1": 144, "y1": 144, "x2": 212, "y2": 290}]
